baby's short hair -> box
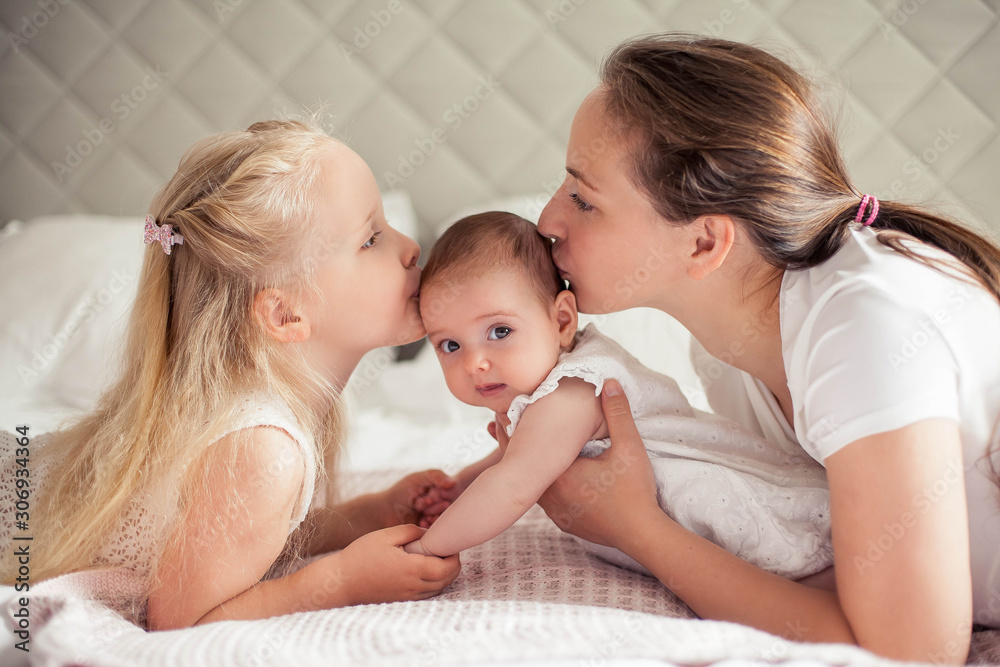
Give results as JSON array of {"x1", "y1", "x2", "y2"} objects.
[{"x1": 421, "y1": 211, "x2": 563, "y2": 309}]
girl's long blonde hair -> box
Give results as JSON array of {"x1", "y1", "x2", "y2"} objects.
[{"x1": 6, "y1": 119, "x2": 346, "y2": 586}]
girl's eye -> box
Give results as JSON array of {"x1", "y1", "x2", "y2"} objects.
[
  {"x1": 362, "y1": 230, "x2": 382, "y2": 249},
  {"x1": 439, "y1": 340, "x2": 460, "y2": 354},
  {"x1": 569, "y1": 192, "x2": 593, "y2": 212},
  {"x1": 488, "y1": 325, "x2": 512, "y2": 341}
]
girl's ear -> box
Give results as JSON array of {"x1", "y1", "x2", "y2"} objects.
[
  {"x1": 687, "y1": 214, "x2": 736, "y2": 281},
  {"x1": 553, "y1": 289, "x2": 579, "y2": 348},
  {"x1": 253, "y1": 288, "x2": 311, "y2": 343}
]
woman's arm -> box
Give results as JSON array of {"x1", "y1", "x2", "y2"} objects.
[
  {"x1": 408, "y1": 377, "x2": 604, "y2": 557},
  {"x1": 147, "y1": 427, "x2": 460, "y2": 629},
  {"x1": 539, "y1": 380, "x2": 972, "y2": 663}
]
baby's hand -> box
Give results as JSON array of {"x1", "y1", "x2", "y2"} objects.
[
  {"x1": 402, "y1": 538, "x2": 437, "y2": 556},
  {"x1": 382, "y1": 469, "x2": 458, "y2": 528}
]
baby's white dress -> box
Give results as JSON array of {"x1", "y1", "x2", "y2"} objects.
[
  {"x1": 0, "y1": 390, "x2": 318, "y2": 610},
  {"x1": 505, "y1": 324, "x2": 833, "y2": 580}
]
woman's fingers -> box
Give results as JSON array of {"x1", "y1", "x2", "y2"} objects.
[
  {"x1": 491, "y1": 413, "x2": 511, "y2": 454},
  {"x1": 598, "y1": 379, "x2": 646, "y2": 468}
]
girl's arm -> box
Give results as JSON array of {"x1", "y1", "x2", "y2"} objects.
[
  {"x1": 407, "y1": 377, "x2": 604, "y2": 557},
  {"x1": 538, "y1": 380, "x2": 972, "y2": 663},
  {"x1": 302, "y1": 469, "x2": 457, "y2": 555},
  {"x1": 147, "y1": 426, "x2": 460, "y2": 629}
]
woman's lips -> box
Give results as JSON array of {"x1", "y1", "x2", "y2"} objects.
[{"x1": 476, "y1": 383, "x2": 506, "y2": 397}]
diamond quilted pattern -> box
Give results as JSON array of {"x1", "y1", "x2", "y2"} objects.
[
  {"x1": 0, "y1": 151, "x2": 66, "y2": 220},
  {"x1": 82, "y1": 0, "x2": 149, "y2": 31},
  {"x1": 665, "y1": 0, "x2": 771, "y2": 43},
  {"x1": 123, "y1": 0, "x2": 216, "y2": 76},
  {"x1": 388, "y1": 39, "x2": 490, "y2": 124},
  {"x1": 778, "y1": 0, "x2": 880, "y2": 64},
  {"x1": 950, "y1": 22, "x2": 1000, "y2": 122},
  {"x1": 0, "y1": 0, "x2": 995, "y2": 238},
  {"x1": 23, "y1": 96, "x2": 102, "y2": 174},
  {"x1": 333, "y1": 0, "x2": 432, "y2": 78},
  {"x1": 18, "y1": 1, "x2": 108, "y2": 84},
  {"x1": 501, "y1": 37, "x2": 596, "y2": 131},
  {"x1": 894, "y1": 78, "x2": 996, "y2": 181},
  {"x1": 950, "y1": 133, "x2": 1000, "y2": 233},
  {"x1": 842, "y1": 28, "x2": 938, "y2": 120},
  {"x1": 444, "y1": 0, "x2": 541, "y2": 73},
  {"x1": 174, "y1": 39, "x2": 269, "y2": 129},
  {"x1": 0, "y1": 125, "x2": 12, "y2": 164},
  {"x1": 71, "y1": 43, "x2": 160, "y2": 128},
  {"x1": 124, "y1": 94, "x2": 214, "y2": 176},
  {"x1": 549, "y1": 1, "x2": 658, "y2": 64},
  {"x1": 897, "y1": 0, "x2": 995, "y2": 66},
  {"x1": 0, "y1": 49, "x2": 62, "y2": 137},
  {"x1": 282, "y1": 37, "x2": 379, "y2": 123},
  {"x1": 75, "y1": 148, "x2": 160, "y2": 214},
  {"x1": 228, "y1": 0, "x2": 323, "y2": 77}
]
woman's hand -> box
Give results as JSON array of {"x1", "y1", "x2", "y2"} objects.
[
  {"x1": 336, "y1": 524, "x2": 461, "y2": 605},
  {"x1": 534, "y1": 379, "x2": 659, "y2": 548},
  {"x1": 379, "y1": 469, "x2": 458, "y2": 528},
  {"x1": 487, "y1": 411, "x2": 511, "y2": 454}
]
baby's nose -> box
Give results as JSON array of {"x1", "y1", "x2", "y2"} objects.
[{"x1": 465, "y1": 353, "x2": 490, "y2": 374}]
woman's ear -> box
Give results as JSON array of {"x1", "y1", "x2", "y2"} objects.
[
  {"x1": 687, "y1": 214, "x2": 736, "y2": 281},
  {"x1": 553, "y1": 289, "x2": 579, "y2": 348},
  {"x1": 253, "y1": 288, "x2": 311, "y2": 343}
]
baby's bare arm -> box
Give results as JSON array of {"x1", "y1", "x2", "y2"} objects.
[{"x1": 410, "y1": 377, "x2": 603, "y2": 556}]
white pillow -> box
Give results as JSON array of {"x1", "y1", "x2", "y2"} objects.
[
  {"x1": 0, "y1": 215, "x2": 143, "y2": 431},
  {"x1": 0, "y1": 192, "x2": 421, "y2": 431}
]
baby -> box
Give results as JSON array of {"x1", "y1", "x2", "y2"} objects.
[{"x1": 404, "y1": 212, "x2": 833, "y2": 580}]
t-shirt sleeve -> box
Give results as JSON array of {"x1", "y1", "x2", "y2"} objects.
[{"x1": 796, "y1": 282, "x2": 961, "y2": 461}]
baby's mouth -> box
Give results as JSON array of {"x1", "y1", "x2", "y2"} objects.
[{"x1": 476, "y1": 383, "x2": 506, "y2": 397}]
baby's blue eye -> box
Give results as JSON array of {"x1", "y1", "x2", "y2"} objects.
[
  {"x1": 362, "y1": 230, "x2": 382, "y2": 249},
  {"x1": 488, "y1": 326, "x2": 512, "y2": 341},
  {"x1": 440, "y1": 340, "x2": 460, "y2": 354}
]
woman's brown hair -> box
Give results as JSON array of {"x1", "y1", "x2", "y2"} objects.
[
  {"x1": 599, "y1": 33, "x2": 1000, "y2": 302},
  {"x1": 599, "y1": 33, "x2": 1000, "y2": 481}
]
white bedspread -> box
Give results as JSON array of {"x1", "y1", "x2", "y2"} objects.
[{"x1": 4, "y1": 470, "x2": 1000, "y2": 667}]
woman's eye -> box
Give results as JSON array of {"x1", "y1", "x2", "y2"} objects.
[
  {"x1": 362, "y1": 230, "x2": 382, "y2": 249},
  {"x1": 569, "y1": 192, "x2": 593, "y2": 212},
  {"x1": 488, "y1": 325, "x2": 512, "y2": 341},
  {"x1": 440, "y1": 340, "x2": 460, "y2": 354}
]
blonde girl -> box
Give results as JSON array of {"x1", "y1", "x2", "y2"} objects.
[{"x1": 0, "y1": 120, "x2": 459, "y2": 630}]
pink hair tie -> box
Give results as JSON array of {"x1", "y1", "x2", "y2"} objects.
[
  {"x1": 854, "y1": 194, "x2": 879, "y2": 227},
  {"x1": 144, "y1": 214, "x2": 184, "y2": 255}
]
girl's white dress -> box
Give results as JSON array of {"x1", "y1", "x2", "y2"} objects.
[
  {"x1": 0, "y1": 390, "x2": 317, "y2": 585},
  {"x1": 505, "y1": 324, "x2": 833, "y2": 580}
]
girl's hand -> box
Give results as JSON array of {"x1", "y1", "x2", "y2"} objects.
[
  {"x1": 337, "y1": 524, "x2": 460, "y2": 604},
  {"x1": 380, "y1": 469, "x2": 458, "y2": 528},
  {"x1": 536, "y1": 379, "x2": 659, "y2": 548}
]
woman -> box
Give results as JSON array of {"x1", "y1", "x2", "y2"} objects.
[{"x1": 522, "y1": 34, "x2": 1000, "y2": 662}]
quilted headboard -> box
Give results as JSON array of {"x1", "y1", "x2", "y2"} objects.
[{"x1": 0, "y1": 0, "x2": 997, "y2": 244}]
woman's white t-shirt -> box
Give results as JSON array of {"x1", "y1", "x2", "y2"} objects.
[{"x1": 691, "y1": 226, "x2": 1000, "y2": 628}]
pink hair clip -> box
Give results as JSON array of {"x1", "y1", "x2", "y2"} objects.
[
  {"x1": 854, "y1": 194, "x2": 879, "y2": 227},
  {"x1": 143, "y1": 214, "x2": 184, "y2": 255}
]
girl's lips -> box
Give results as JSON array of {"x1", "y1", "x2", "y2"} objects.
[{"x1": 476, "y1": 383, "x2": 506, "y2": 397}]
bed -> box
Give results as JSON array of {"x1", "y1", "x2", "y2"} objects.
[{"x1": 2, "y1": 196, "x2": 999, "y2": 666}]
